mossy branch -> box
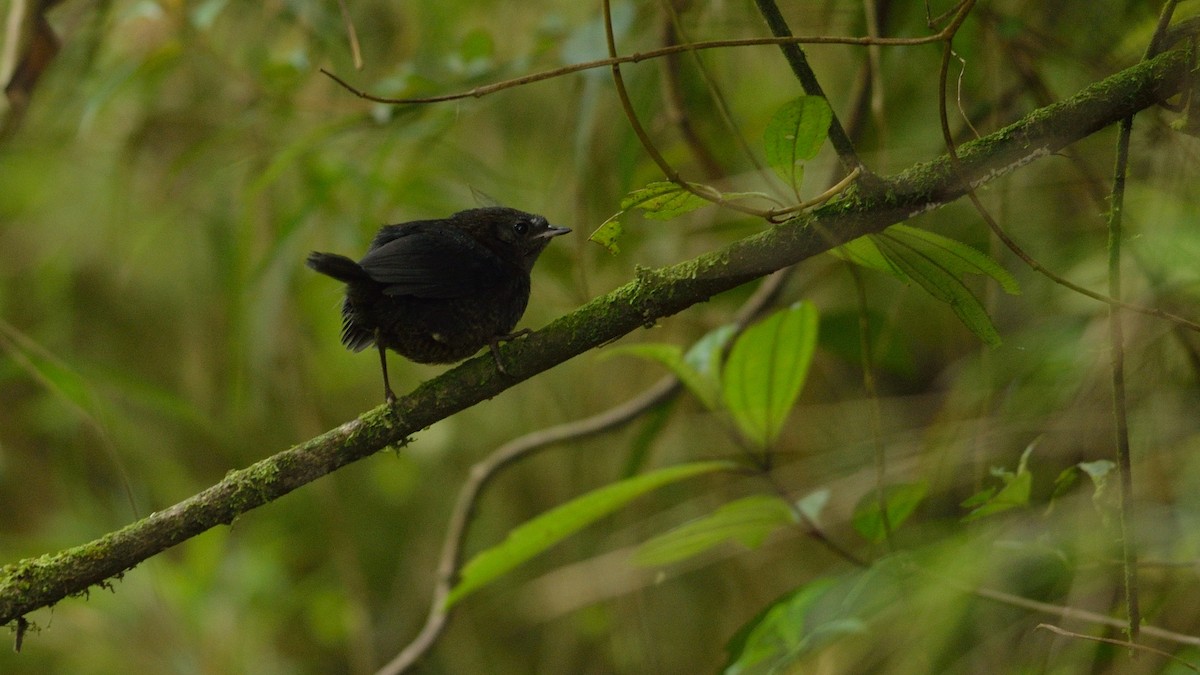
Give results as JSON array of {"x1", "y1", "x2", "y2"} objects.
[{"x1": 0, "y1": 47, "x2": 1191, "y2": 628}]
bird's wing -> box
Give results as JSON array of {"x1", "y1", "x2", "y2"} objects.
[{"x1": 357, "y1": 228, "x2": 501, "y2": 298}]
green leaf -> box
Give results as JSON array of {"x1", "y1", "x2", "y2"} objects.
[
  {"x1": 960, "y1": 486, "x2": 997, "y2": 509},
  {"x1": 685, "y1": 324, "x2": 737, "y2": 373},
  {"x1": 887, "y1": 225, "x2": 1021, "y2": 295},
  {"x1": 445, "y1": 460, "x2": 736, "y2": 608},
  {"x1": 872, "y1": 233, "x2": 1003, "y2": 346},
  {"x1": 605, "y1": 324, "x2": 736, "y2": 410},
  {"x1": 634, "y1": 495, "x2": 796, "y2": 566},
  {"x1": 605, "y1": 342, "x2": 715, "y2": 410},
  {"x1": 963, "y1": 443, "x2": 1037, "y2": 521},
  {"x1": 723, "y1": 577, "x2": 867, "y2": 675},
  {"x1": 962, "y1": 470, "x2": 1031, "y2": 521},
  {"x1": 723, "y1": 580, "x2": 837, "y2": 674},
  {"x1": 682, "y1": 323, "x2": 738, "y2": 407},
  {"x1": 763, "y1": 96, "x2": 832, "y2": 190},
  {"x1": 867, "y1": 224, "x2": 1020, "y2": 346},
  {"x1": 588, "y1": 215, "x2": 624, "y2": 255},
  {"x1": 851, "y1": 482, "x2": 928, "y2": 544},
  {"x1": 722, "y1": 302, "x2": 819, "y2": 448},
  {"x1": 829, "y1": 235, "x2": 907, "y2": 280},
  {"x1": 621, "y1": 181, "x2": 710, "y2": 220}
]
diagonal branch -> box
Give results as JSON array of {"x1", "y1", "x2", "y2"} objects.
[{"x1": 0, "y1": 47, "x2": 1192, "y2": 627}]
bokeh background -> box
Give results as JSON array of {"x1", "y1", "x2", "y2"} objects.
[{"x1": 3, "y1": 1, "x2": 1200, "y2": 673}]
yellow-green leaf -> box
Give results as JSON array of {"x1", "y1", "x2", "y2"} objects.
[
  {"x1": 445, "y1": 460, "x2": 736, "y2": 608},
  {"x1": 722, "y1": 302, "x2": 819, "y2": 448}
]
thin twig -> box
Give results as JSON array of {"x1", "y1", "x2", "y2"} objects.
[
  {"x1": 1036, "y1": 624, "x2": 1200, "y2": 671},
  {"x1": 319, "y1": 33, "x2": 961, "y2": 107},
  {"x1": 969, "y1": 587, "x2": 1200, "y2": 647}
]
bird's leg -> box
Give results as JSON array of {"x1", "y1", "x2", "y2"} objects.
[
  {"x1": 378, "y1": 342, "x2": 397, "y2": 406},
  {"x1": 488, "y1": 329, "x2": 532, "y2": 375}
]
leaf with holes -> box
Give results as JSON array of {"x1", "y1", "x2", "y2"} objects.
[
  {"x1": 588, "y1": 215, "x2": 624, "y2": 255},
  {"x1": 621, "y1": 181, "x2": 711, "y2": 220}
]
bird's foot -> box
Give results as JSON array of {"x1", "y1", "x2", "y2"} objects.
[{"x1": 489, "y1": 329, "x2": 532, "y2": 376}]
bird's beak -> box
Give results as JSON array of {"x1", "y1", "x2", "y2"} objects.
[{"x1": 535, "y1": 225, "x2": 572, "y2": 239}]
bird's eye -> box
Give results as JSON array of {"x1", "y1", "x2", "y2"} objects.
[{"x1": 513, "y1": 220, "x2": 530, "y2": 236}]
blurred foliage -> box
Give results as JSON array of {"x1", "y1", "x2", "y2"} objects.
[{"x1": 2, "y1": 0, "x2": 1200, "y2": 673}]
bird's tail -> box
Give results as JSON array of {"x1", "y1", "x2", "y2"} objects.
[{"x1": 306, "y1": 252, "x2": 369, "y2": 283}]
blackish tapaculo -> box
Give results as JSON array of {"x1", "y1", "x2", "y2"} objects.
[{"x1": 307, "y1": 207, "x2": 570, "y2": 404}]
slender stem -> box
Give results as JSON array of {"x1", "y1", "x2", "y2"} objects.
[
  {"x1": 1107, "y1": 111, "x2": 1139, "y2": 642},
  {"x1": 319, "y1": 32, "x2": 960, "y2": 106},
  {"x1": 848, "y1": 264, "x2": 893, "y2": 551}
]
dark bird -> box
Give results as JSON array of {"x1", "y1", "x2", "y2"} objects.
[{"x1": 307, "y1": 207, "x2": 570, "y2": 404}]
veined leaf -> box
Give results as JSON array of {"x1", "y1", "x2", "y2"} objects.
[
  {"x1": 445, "y1": 460, "x2": 736, "y2": 608},
  {"x1": 722, "y1": 302, "x2": 819, "y2": 448},
  {"x1": 872, "y1": 233, "x2": 1003, "y2": 346},
  {"x1": 886, "y1": 225, "x2": 1021, "y2": 295},
  {"x1": 763, "y1": 96, "x2": 832, "y2": 190},
  {"x1": 634, "y1": 495, "x2": 796, "y2": 566}
]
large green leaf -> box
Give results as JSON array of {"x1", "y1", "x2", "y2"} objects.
[
  {"x1": 634, "y1": 494, "x2": 796, "y2": 566},
  {"x1": 886, "y1": 225, "x2": 1020, "y2": 295},
  {"x1": 763, "y1": 96, "x2": 832, "y2": 190},
  {"x1": 864, "y1": 225, "x2": 1020, "y2": 346},
  {"x1": 445, "y1": 460, "x2": 736, "y2": 608},
  {"x1": 722, "y1": 302, "x2": 819, "y2": 448},
  {"x1": 872, "y1": 233, "x2": 1001, "y2": 346}
]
